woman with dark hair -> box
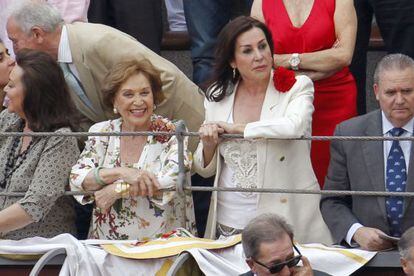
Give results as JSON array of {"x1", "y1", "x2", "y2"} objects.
[
  {"x1": 70, "y1": 59, "x2": 196, "y2": 240},
  {"x1": 0, "y1": 39, "x2": 14, "y2": 109},
  {"x1": 0, "y1": 49, "x2": 79, "y2": 239},
  {"x1": 194, "y1": 16, "x2": 331, "y2": 244}
]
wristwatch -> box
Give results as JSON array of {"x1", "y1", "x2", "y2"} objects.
[{"x1": 289, "y1": 53, "x2": 301, "y2": 70}]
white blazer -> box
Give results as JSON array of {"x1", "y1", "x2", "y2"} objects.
[{"x1": 194, "y1": 75, "x2": 332, "y2": 244}]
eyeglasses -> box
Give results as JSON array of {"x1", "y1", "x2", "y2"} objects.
[{"x1": 253, "y1": 244, "x2": 302, "y2": 274}]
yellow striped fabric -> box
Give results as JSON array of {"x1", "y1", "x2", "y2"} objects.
[{"x1": 102, "y1": 235, "x2": 241, "y2": 259}]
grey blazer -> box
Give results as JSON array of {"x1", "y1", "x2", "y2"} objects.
[{"x1": 320, "y1": 110, "x2": 414, "y2": 244}]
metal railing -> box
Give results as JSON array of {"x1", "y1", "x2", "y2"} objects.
[{"x1": 1, "y1": 120, "x2": 414, "y2": 227}]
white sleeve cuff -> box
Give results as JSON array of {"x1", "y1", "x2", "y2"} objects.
[{"x1": 346, "y1": 223, "x2": 364, "y2": 247}]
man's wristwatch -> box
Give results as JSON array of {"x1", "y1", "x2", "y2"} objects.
[{"x1": 289, "y1": 53, "x2": 301, "y2": 70}]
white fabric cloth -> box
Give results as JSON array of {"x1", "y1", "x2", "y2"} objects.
[
  {"x1": 184, "y1": 243, "x2": 377, "y2": 276},
  {"x1": 345, "y1": 113, "x2": 414, "y2": 246},
  {"x1": 186, "y1": 244, "x2": 249, "y2": 275},
  {"x1": 297, "y1": 243, "x2": 377, "y2": 276},
  {"x1": 217, "y1": 110, "x2": 258, "y2": 229},
  {"x1": 0, "y1": 234, "x2": 171, "y2": 276},
  {"x1": 0, "y1": 233, "x2": 99, "y2": 276},
  {"x1": 0, "y1": 235, "x2": 378, "y2": 276}
]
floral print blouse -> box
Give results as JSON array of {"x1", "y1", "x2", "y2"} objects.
[{"x1": 70, "y1": 115, "x2": 196, "y2": 240}]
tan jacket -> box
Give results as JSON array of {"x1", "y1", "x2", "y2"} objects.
[
  {"x1": 194, "y1": 75, "x2": 332, "y2": 244},
  {"x1": 66, "y1": 22, "x2": 204, "y2": 150}
]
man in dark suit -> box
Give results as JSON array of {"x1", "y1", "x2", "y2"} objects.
[
  {"x1": 241, "y1": 213, "x2": 313, "y2": 276},
  {"x1": 321, "y1": 53, "x2": 414, "y2": 251}
]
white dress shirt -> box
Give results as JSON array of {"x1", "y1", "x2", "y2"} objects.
[
  {"x1": 346, "y1": 112, "x2": 414, "y2": 246},
  {"x1": 57, "y1": 25, "x2": 80, "y2": 78}
]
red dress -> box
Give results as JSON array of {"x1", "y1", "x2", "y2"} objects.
[{"x1": 263, "y1": 0, "x2": 357, "y2": 187}]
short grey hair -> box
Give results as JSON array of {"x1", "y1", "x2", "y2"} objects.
[
  {"x1": 399, "y1": 227, "x2": 414, "y2": 259},
  {"x1": 7, "y1": 0, "x2": 63, "y2": 35},
  {"x1": 373, "y1": 53, "x2": 414, "y2": 85},
  {"x1": 242, "y1": 213, "x2": 294, "y2": 259}
]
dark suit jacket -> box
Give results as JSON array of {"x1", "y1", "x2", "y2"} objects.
[{"x1": 320, "y1": 110, "x2": 414, "y2": 244}]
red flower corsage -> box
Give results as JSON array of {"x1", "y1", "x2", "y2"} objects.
[
  {"x1": 272, "y1": 66, "x2": 297, "y2": 93},
  {"x1": 149, "y1": 115, "x2": 176, "y2": 144}
]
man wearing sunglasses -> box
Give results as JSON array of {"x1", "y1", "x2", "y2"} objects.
[{"x1": 241, "y1": 213, "x2": 313, "y2": 276}]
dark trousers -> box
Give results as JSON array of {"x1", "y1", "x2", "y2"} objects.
[
  {"x1": 183, "y1": 0, "x2": 253, "y2": 89},
  {"x1": 191, "y1": 174, "x2": 214, "y2": 237},
  {"x1": 74, "y1": 201, "x2": 93, "y2": 239},
  {"x1": 88, "y1": 0, "x2": 163, "y2": 54},
  {"x1": 350, "y1": 0, "x2": 414, "y2": 115}
]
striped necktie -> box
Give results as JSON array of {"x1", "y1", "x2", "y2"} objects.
[{"x1": 59, "y1": 62, "x2": 94, "y2": 111}]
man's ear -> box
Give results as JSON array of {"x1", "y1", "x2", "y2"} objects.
[
  {"x1": 373, "y1": 83, "x2": 380, "y2": 101},
  {"x1": 31, "y1": 26, "x2": 45, "y2": 43},
  {"x1": 246, "y1": 258, "x2": 260, "y2": 274},
  {"x1": 246, "y1": 258, "x2": 254, "y2": 269},
  {"x1": 401, "y1": 257, "x2": 409, "y2": 274}
]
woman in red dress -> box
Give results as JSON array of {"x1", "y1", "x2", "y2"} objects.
[{"x1": 252, "y1": 0, "x2": 357, "y2": 187}]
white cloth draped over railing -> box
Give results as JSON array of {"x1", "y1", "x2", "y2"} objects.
[{"x1": 0, "y1": 233, "x2": 377, "y2": 276}]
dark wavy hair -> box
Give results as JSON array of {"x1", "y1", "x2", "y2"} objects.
[
  {"x1": 16, "y1": 49, "x2": 77, "y2": 131},
  {"x1": 206, "y1": 16, "x2": 274, "y2": 102}
]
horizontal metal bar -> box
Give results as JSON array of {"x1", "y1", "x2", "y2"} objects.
[
  {"x1": 185, "y1": 186, "x2": 414, "y2": 197},
  {"x1": 0, "y1": 131, "x2": 413, "y2": 141},
  {"x1": 1, "y1": 187, "x2": 413, "y2": 198}
]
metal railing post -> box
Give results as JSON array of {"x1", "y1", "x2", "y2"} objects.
[{"x1": 175, "y1": 120, "x2": 187, "y2": 228}]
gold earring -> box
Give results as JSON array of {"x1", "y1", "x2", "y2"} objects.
[{"x1": 113, "y1": 107, "x2": 118, "y2": 114}]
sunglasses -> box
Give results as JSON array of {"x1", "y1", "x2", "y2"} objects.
[{"x1": 253, "y1": 244, "x2": 302, "y2": 274}]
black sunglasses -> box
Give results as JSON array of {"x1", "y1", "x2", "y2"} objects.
[{"x1": 253, "y1": 244, "x2": 302, "y2": 274}]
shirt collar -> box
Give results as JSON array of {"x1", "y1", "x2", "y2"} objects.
[
  {"x1": 381, "y1": 111, "x2": 414, "y2": 135},
  {"x1": 57, "y1": 25, "x2": 72, "y2": 64}
]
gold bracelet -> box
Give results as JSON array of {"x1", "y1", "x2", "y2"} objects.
[{"x1": 115, "y1": 182, "x2": 130, "y2": 197}]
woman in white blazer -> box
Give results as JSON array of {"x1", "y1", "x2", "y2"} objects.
[{"x1": 193, "y1": 16, "x2": 332, "y2": 244}]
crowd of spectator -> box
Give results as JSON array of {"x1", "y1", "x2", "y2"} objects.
[{"x1": 0, "y1": 0, "x2": 414, "y2": 275}]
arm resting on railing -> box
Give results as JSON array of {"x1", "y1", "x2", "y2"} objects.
[{"x1": 0, "y1": 203, "x2": 33, "y2": 236}]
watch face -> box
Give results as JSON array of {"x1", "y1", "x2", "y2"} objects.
[{"x1": 290, "y1": 56, "x2": 300, "y2": 67}]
